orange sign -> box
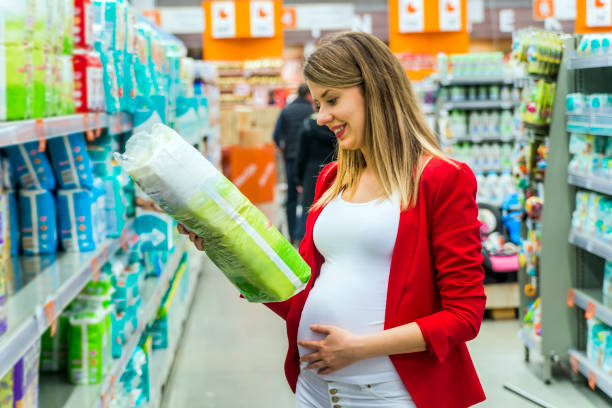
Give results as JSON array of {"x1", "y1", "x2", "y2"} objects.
[
  {"x1": 142, "y1": 10, "x2": 162, "y2": 26},
  {"x1": 533, "y1": 0, "x2": 554, "y2": 20},
  {"x1": 576, "y1": 0, "x2": 612, "y2": 32},
  {"x1": 281, "y1": 6, "x2": 297, "y2": 29},
  {"x1": 226, "y1": 145, "x2": 276, "y2": 203}
]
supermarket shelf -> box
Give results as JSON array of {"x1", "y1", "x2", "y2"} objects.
[
  {"x1": 443, "y1": 134, "x2": 519, "y2": 143},
  {"x1": 568, "y1": 229, "x2": 612, "y2": 261},
  {"x1": 439, "y1": 76, "x2": 515, "y2": 85},
  {"x1": 39, "y1": 238, "x2": 187, "y2": 408},
  {"x1": 421, "y1": 105, "x2": 436, "y2": 114},
  {"x1": 442, "y1": 100, "x2": 519, "y2": 110},
  {"x1": 569, "y1": 288, "x2": 612, "y2": 327},
  {"x1": 567, "y1": 113, "x2": 612, "y2": 136},
  {"x1": 567, "y1": 53, "x2": 612, "y2": 70},
  {"x1": 147, "y1": 249, "x2": 204, "y2": 408},
  {"x1": 568, "y1": 349, "x2": 612, "y2": 398},
  {"x1": 0, "y1": 220, "x2": 136, "y2": 381},
  {"x1": 0, "y1": 112, "x2": 132, "y2": 148},
  {"x1": 519, "y1": 327, "x2": 541, "y2": 353},
  {"x1": 568, "y1": 172, "x2": 612, "y2": 196}
]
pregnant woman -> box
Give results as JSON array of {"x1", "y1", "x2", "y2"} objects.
[{"x1": 180, "y1": 31, "x2": 486, "y2": 408}]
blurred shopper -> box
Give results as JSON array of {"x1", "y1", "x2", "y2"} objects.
[
  {"x1": 273, "y1": 84, "x2": 313, "y2": 244},
  {"x1": 181, "y1": 32, "x2": 485, "y2": 408},
  {"x1": 294, "y1": 113, "x2": 336, "y2": 242}
]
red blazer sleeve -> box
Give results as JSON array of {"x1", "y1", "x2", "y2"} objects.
[
  {"x1": 415, "y1": 164, "x2": 486, "y2": 362},
  {"x1": 262, "y1": 161, "x2": 338, "y2": 321}
]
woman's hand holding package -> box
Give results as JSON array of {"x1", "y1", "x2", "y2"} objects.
[
  {"x1": 178, "y1": 223, "x2": 205, "y2": 251},
  {"x1": 298, "y1": 325, "x2": 363, "y2": 375}
]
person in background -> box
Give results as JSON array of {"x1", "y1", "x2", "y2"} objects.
[
  {"x1": 294, "y1": 113, "x2": 337, "y2": 242},
  {"x1": 273, "y1": 84, "x2": 314, "y2": 244}
]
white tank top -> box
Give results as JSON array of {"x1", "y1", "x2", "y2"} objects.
[{"x1": 297, "y1": 191, "x2": 402, "y2": 384}]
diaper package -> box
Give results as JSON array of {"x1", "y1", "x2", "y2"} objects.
[
  {"x1": 134, "y1": 211, "x2": 174, "y2": 252},
  {"x1": 19, "y1": 190, "x2": 58, "y2": 255},
  {"x1": 13, "y1": 339, "x2": 40, "y2": 408},
  {"x1": 48, "y1": 133, "x2": 94, "y2": 190},
  {"x1": 175, "y1": 96, "x2": 199, "y2": 144},
  {"x1": 68, "y1": 309, "x2": 110, "y2": 385},
  {"x1": 103, "y1": 176, "x2": 126, "y2": 238},
  {"x1": 57, "y1": 189, "x2": 96, "y2": 252},
  {"x1": 91, "y1": 178, "x2": 107, "y2": 242},
  {"x1": 4, "y1": 142, "x2": 56, "y2": 191},
  {"x1": 0, "y1": 369, "x2": 13, "y2": 408},
  {"x1": 8, "y1": 191, "x2": 19, "y2": 257},
  {"x1": 40, "y1": 313, "x2": 70, "y2": 372},
  {"x1": 115, "y1": 124, "x2": 310, "y2": 302}
]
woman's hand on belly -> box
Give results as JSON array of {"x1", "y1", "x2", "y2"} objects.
[{"x1": 298, "y1": 324, "x2": 365, "y2": 375}]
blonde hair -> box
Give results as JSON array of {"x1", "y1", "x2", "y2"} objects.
[{"x1": 304, "y1": 32, "x2": 448, "y2": 211}]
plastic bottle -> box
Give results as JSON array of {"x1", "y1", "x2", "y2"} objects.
[
  {"x1": 472, "y1": 144, "x2": 481, "y2": 172},
  {"x1": 501, "y1": 86, "x2": 511, "y2": 102},
  {"x1": 469, "y1": 111, "x2": 481, "y2": 139},
  {"x1": 481, "y1": 144, "x2": 492, "y2": 170},
  {"x1": 491, "y1": 143, "x2": 501, "y2": 170},
  {"x1": 501, "y1": 110, "x2": 513, "y2": 139},
  {"x1": 480, "y1": 111, "x2": 490, "y2": 138},
  {"x1": 490, "y1": 111, "x2": 501, "y2": 137}
]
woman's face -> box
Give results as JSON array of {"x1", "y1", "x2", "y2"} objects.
[{"x1": 307, "y1": 81, "x2": 365, "y2": 151}]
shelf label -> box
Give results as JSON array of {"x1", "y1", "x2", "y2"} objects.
[
  {"x1": 94, "y1": 112, "x2": 102, "y2": 138},
  {"x1": 250, "y1": 1, "x2": 275, "y2": 37},
  {"x1": 35, "y1": 119, "x2": 46, "y2": 152},
  {"x1": 566, "y1": 289, "x2": 575, "y2": 307},
  {"x1": 570, "y1": 355, "x2": 579, "y2": 373},
  {"x1": 586, "y1": 0, "x2": 612, "y2": 27},
  {"x1": 211, "y1": 1, "x2": 236, "y2": 39},
  {"x1": 44, "y1": 300, "x2": 58, "y2": 337},
  {"x1": 588, "y1": 370, "x2": 597, "y2": 390},
  {"x1": 399, "y1": 0, "x2": 425, "y2": 33},
  {"x1": 91, "y1": 256, "x2": 100, "y2": 281},
  {"x1": 84, "y1": 113, "x2": 95, "y2": 142},
  {"x1": 585, "y1": 301, "x2": 596, "y2": 320},
  {"x1": 440, "y1": 0, "x2": 462, "y2": 31}
]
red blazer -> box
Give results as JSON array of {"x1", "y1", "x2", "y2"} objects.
[{"x1": 265, "y1": 157, "x2": 487, "y2": 408}]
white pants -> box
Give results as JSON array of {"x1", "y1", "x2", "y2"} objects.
[{"x1": 296, "y1": 369, "x2": 417, "y2": 408}]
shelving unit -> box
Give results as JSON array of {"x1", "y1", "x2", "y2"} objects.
[
  {"x1": 439, "y1": 75, "x2": 516, "y2": 86},
  {"x1": 569, "y1": 229, "x2": 612, "y2": 262},
  {"x1": 568, "y1": 173, "x2": 612, "y2": 196},
  {"x1": 38, "y1": 238, "x2": 187, "y2": 408},
  {"x1": 568, "y1": 288, "x2": 612, "y2": 327},
  {"x1": 566, "y1": 113, "x2": 612, "y2": 136},
  {"x1": 442, "y1": 100, "x2": 519, "y2": 110},
  {"x1": 0, "y1": 221, "x2": 137, "y2": 381},
  {"x1": 568, "y1": 349, "x2": 612, "y2": 397},
  {"x1": 0, "y1": 113, "x2": 132, "y2": 148}
]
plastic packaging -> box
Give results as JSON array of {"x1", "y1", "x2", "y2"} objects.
[{"x1": 115, "y1": 124, "x2": 311, "y2": 302}]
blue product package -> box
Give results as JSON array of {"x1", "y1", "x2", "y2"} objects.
[
  {"x1": 134, "y1": 211, "x2": 174, "y2": 252},
  {"x1": 4, "y1": 142, "x2": 56, "y2": 190},
  {"x1": 18, "y1": 190, "x2": 57, "y2": 255},
  {"x1": 91, "y1": 178, "x2": 107, "y2": 243},
  {"x1": 57, "y1": 190, "x2": 97, "y2": 252},
  {"x1": 133, "y1": 95, "x2": 166, "y2": 135},
  {"x1": 2, "y1": 157, "x2": 17, "y2": 190},
  {"x1": 48, "y1": 133, "x2": 94, "y2": 190},
  {"x1": 8, "y1": 191, "x2": 19, "y2": 256},
  {"x1": 103, "y1": 176, "x2": 125, "y2": 238},
  {"x1": 175, "y1": 96, "x2": 199, "y2": 143}
]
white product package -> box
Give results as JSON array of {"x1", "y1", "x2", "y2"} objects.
[{"x1": 114, "y1": 124, "x2": 310, "y2": 302}]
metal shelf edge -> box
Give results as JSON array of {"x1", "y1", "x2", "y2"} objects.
[
  {"x1": 571, "y1": 289, "x2": 612, "y2": 327},
  {"x1": 569, "y1": 349, "x2": 612, "y2": 398},
  {"x1": 568, "y1": 173, "x2": 612, "y2": 196},
  {"x1": 569, "y1": 229, "x2": 612, "y2": 262}
]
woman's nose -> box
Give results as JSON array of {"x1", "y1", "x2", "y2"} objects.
[{"x1": 317, "y1": 108, "x2": 332, "y2": 126}]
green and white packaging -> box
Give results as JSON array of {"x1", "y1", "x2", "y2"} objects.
[
  {"x1": 68, "y1": 308, "x2": 110, "y2": 385},
  {"x1": 40, "y1": 313, "x2": 70, "y2": 372},
  {"x1": 115, "y1": 124, "x2": 311, "y2": 302}
]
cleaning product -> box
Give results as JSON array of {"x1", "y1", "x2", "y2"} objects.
[
  {"x1": 4, "y1": 141, "x2": 56, "y2": 190},
  {"x1": 115, "y1": 124, "x2": 311, "y2": 302},
  {"x1": 57, "y1": 189, "x2": 97, "y2": 252},
  {"x1": 18, "y1": 189, "x2": 57, "y2": 255},
  {"x1": 48, "y1": 133, "x2": 94, "y2": 190}
]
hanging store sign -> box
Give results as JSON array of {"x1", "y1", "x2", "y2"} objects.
[
  {"x1": 211, "y1": 1, "x2": 236, "y2": 38},
  {"x1": 399, "y1": 0, "x2": 425, "y2": 32},
  {"x1": 294, "y1": 4, "x2": 355, "y2": 31},
  {"x1": 159, "y1": 7, "x2": 206, "y2": 34},
  {"x1": 440, "y1": 0, "x2": 462, "y2": 31},
  {"x1": 533, "y1": 0, "x2": 554, "y2": 20},
  {"x1": 586, "y1": 0, "x2": 612, "y2": 27},
  {"x1": 250, "y1": 1, "x2": 275, "y2": 37},
  {"x1": 554, "y1": 0, "x2": 577, "y2": 20}
]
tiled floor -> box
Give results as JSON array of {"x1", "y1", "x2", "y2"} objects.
[{"x1": 163, "y1": 256, "x2": 611, "y2": 408}]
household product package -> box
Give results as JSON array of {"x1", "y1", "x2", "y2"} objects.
[
  {"x1": 134, "y1": 211, "x2": 174, "y2": 252},
  {"x1": 115, "y1": 124, "x2": 310, "y2": 302},
  {"x1": 13, "y1": 339, "x2": 41, "y2": 408},
  {"x1": 91, "y1": 178, "x2": 107, "y2": 242},
  {"x1": 72, "y1": 50, "x2": 104, "y2": 113},
  {"x1": 175, "y1": 96, "x2": 199, "y2": 144},
  {"x1": 103, "y1": 176, "x2": 126, "y2": 238},
  {"x1": 0, "y1": 369, "x2": 13, "y2": 408},
  {"x1": 18, "y1": 190, "x2": 58, "y2": 255},
  {"x1": 57, "y1": 189, "x2": 96, "y2": 252},
  {"x1": 4, "y1": 142, "x2": 56, "y2": 190},
  {"x1": 40, "y1": 313, "x2": 70, "y2": 372},
  {"x1": 48, "y1": 133, "x2": 94, "y2": 190},
  {"x1": 7, "y1": 191, "x2": 19, "y2": 257},
  {"x1": 68, "y1": 309, "x2": 111, "y2": 385},
  {"x1": 32, "y1": 0, "x2": 49, "y2": 119},
  {"x1": 74, "y1": 0, "x2": 94, "y2": 50}
]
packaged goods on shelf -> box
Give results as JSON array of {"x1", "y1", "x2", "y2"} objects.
[
  {"x1": 13, "y1": 340, "x2": 40, "y2": 408},
  {"x1": 57, "y1": 189, "x2": 97, "y2": 252},
  {"x1": 72, "y1": 50, "x2": 105, "y2": 113},
  {"x1": 7, "y1": 191, "x2": 19, "y2": 257},
  {"x1": 586, "y1": 318, "x2": 612, "y2": 370},
  {"x1": 40, "y1": 313, "x2": 71, "y2": 372},
  {"x1": 568, "y1": 133, "x2": 612, "y2": 178},
  {"x1": 572, "y1": 191, "x2": 612, "y2": 241},
  {"x1": 48, "y1": 132, "x2": 95, "y2": 190},
  {"x1": 68, "y1": 308, "x2": 111, "y2": 385},
  {"x1": 512, "y1": 29, "x2": 564, "y2": 76},
  {"x1": 134, "y1": 212, "x2": 175, "y2": 252},
  {"x1": 577, "y1": 34, "x2": 612, "y2": 56},
  {"x1": 439, "y1": 52, "x2": 507, "y2": 78},
  {"x1": 522, "y1": 297, "x2": 542, "y2": 340},
  {"x1": 520, "y1": 79, "x2": 556, "y2": 126},
  {"x1": 0, "y1": 369, "x2": 13, "y2": 407},
  {"x1": 4, "y1": 142, "x2": 56, "y2": 191},
  {"x1": 567, "y1": 92, "x2": 612, "y2": 115},
  {"x1": 116, "y1": 124, "x2": 310, "y2": 302},
  {"x1": 605, "y1": 261, "x2": 612, "y2": 302},
  {"x1": 18, "y1": 189, "x2": 57, "y2": 255}
]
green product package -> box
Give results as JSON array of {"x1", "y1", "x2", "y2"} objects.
[
  {"x1": 40, "y1": 313, "x2": 70, "y2": 372},
  {"x1": 115, "y1": 124, "x2": 311, "y2": 303},
  {"x1": 0, "y1": 369, "x2": 13, "y2": 408},
  {"x1": 68, "y1": 309, "x2": 110, "y2": 385},
  {"x1": 0, "y1": 44, "x2": 32, "y2": 121}
]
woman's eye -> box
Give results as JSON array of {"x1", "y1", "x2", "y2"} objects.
[
  {"x1": 328, "y1": 98, "x2": 337, "y2": 106},
  {"x1": 314, "y1": 104, "x2": 320, "y2": 112}
]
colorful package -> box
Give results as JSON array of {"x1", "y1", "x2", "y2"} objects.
[
  {"x1": 134, "y1": 211, "x2": 174, "y2": 252},
  {"x1": 103, "y1": 176, "x2": 125, "y2": 238},
  {"x1": 40, "y1": 313, "x2": 70, "y2": 372},
  {"x1": 18, "y1": 189, "x2": 57, "y2": 255},
  {"x1": 91, "y1": 178, "x2": 107, "y2": 243},
  {"x1": 0, "y1": 369, "x2": 13, "y2": 408},
  {"x1": 68, "y1": 309, "x2": 109, "y2": 385},
  {"x1": 7, "y1": 191, "x2": 19, "y2": 257},
  {"x1": 13, "y1": 339, "x2": 40, "y2": 408},
  {"x1": 57, "y1": 189, "x2": 96, "y2": 252},
  {"x1": 4, "y1": 141, "x2": 56, "y2": 190},
  {"x1": 72, "y1": 49, "x2": 103, "y2": 113},
  {"x1": 175, "y1": 96, "x2": 199, "y2": 143},
  {"x1": 115, "y1": 124, "x2": 310, "y2": 302},
  {"x1": 48, "y1": 133, "x2": 94, "y2": 190}
]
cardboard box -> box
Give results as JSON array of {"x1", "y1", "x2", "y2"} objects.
[
  {"x1": 219, "y1": 105, "x2": 280, "y2": 148},
  {"x1": 226, "y1": 145, "x2": 276, "y2": 204}
]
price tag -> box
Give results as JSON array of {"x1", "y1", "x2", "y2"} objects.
[
  {"x1": 94, "y1": 112, "x2": 102, "y2": 138},
  {"x1": 35, "y1": 119, "x2": 46, "y2": 152},
  {"x1": 91, "y1": 256, "x2": 100, "y2": 281},
  {"x1": 44, "y1": 300, "x2": 58, "y2": 337},
  {"x1": 84, "y1": 113, "x2": 95, "y2": 142},
  {"x1": 588, "y1": 370, "x2": 597, "y2": 390},
  {"x1": 102, "y1": 246, "x2": 109, "y2": 262},
  {"x1": 585, "y1": 301, "x2": 596, "y2": 320},
  {"x1": 570, "y1": 355, "x2": 579, "y2": 373},
  {"x1": 566, "y1": 289, "x2": 575, "y2": 308}
]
